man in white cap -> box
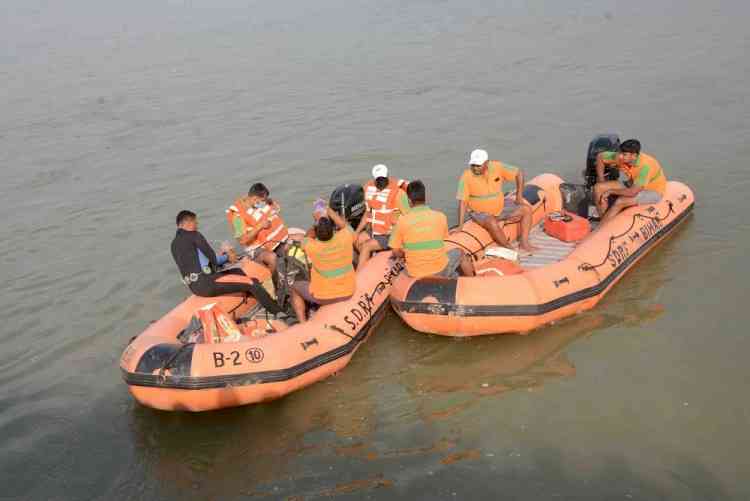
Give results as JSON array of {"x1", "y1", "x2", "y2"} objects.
[
  {"x1": 354, "y1": 164, "x2": 410, "y2": 269},
  {"x1": 456, "y1": 149, "x2": 538, "y2": 253}
]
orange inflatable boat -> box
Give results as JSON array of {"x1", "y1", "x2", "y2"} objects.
[
  {"x1": 120, "y1": 251, "x2": 403, "y2": 412},
  {"x1": 390, "y1": 172, "x2": 694, "y2": 337}
]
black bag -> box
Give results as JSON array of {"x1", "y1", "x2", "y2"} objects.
[
  {"x1": 559, "y1": 183, "x2": 591, "y2": 218},
  {"x1": 275, "y1": 241, "x2": 311, "y2": 317}
]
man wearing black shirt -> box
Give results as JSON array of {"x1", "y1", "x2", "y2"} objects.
[{"x1": 171, "y1": 210, "x2": 277, "y2": 308}]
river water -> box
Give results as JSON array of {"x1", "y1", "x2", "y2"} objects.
[{"x1": 1, "y1": 0, "x2": 749, "y2": 499}]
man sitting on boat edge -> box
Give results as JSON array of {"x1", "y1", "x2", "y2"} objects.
[
  {"x1": 171, "y1": 210, "x2": 281, "y2": 313},
  {"x1": 390, "y1": 180, "x2": 474, "y2": 279},
  {"x1": 456, "y1": 148, "x2": 538, "y2": 254},
  {"x1": 290, "y1": 203, "x2": 356, "y2": 322},
  {"x1": 226, "y1": 182, "x2": 289, "y2": 276},
  {"x1": 354, "y1": 163, "x2": 410, "y2": 270},
  {"x1": 593, "y1": 139, "x2": 667, "y2": 225}
]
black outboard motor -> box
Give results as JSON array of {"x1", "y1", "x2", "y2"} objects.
[
  {"x1": 559, "y1": 134, "x2": 621, "y2": 218},
  {"x1": 585, "y1": 133, "x2": 620, "y2": 189},
  {"x1": 329, "y1": 183, "x2": 366, "y2": 229}
]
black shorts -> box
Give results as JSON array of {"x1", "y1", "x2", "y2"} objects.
[{"x1": 371, "y1": 234, "x2": 390, "y2": 249}]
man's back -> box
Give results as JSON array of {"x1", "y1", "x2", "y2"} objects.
[
  {"x1": 303, "y1": 228, "x2": 356, "y2": 300},
  {"x1": 389, "y1": 205, "x2": 449, "y2": 278}
]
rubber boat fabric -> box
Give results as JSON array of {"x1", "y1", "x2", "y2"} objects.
[
  {"x1": 120, "y1": 248, "x2": 402, "y2": 412},
  {"x1": 389, "y1": 173, "x2": 694, "y2": 336}
]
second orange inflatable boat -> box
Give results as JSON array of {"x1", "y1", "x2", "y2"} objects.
[
  {"x1": 120, "y1": 252, "x2": 403, "y2": 411},
  {"x1": 390, "y1": 173, "x2": 694, "y2": 337}
]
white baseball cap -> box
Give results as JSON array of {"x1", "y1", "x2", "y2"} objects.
[
  {"x1": 372, "y1": 164, "x2": 388, "y2": 178},
  {"x1": 469, "y1": 149, "x2": 489, "y2": 166}
]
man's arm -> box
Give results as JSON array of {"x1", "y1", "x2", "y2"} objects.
[
  {"x1": 604, "y1": 172, "x2": 647, "y2": 198},
  {"x1": 606, "y1": 185, "x2": 643, "y2": 198},
  {"x1": 354, "y1": 207, "x2": 369, "y2": 235},
  {"x1": 397, "y1": 190, "x2": 410, "y2": 215},
  {"x1": 196, "y1": 232, "x2": 219, "y2": 267},
  {"x1": 456, "y1": 174, "x2": 468, "y2": 226},
  {"x1": 270, "y1": 200, "x2": 282, "y2": 216},
  {"x1": 458, "y1": 200, "x2": 467, "y2": 226},
  {"x1": 388, "y1": 221, "x2": 404, "y2": 259},
  {"x1": 238, "y1": 220, "x2": 267, "y2": 247},
  {"x1": 326, "y1": 206, "x2": 348, "y2": 230},
  {"x1": 596, "y1": 152, "x2": 618, "y2": 183},
  {"x1": 514, "y1": 168, "x2": 526, "y2": 204},
  {"x1": 602, "y1": 163, "x2": 652, "y2": 199}
]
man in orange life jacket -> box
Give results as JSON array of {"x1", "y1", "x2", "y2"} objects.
[
  {"x1": 457, "y1": 149, "x2": 538, "y2": 254},
  {"x1": 354, "y1": 164, "x2": 410, "y2": 270},
  {"x1": 226, "y1": 183, "x2": 289, "y2": 275},
  {"x1": 290, "y1": 202, "x2": 356, "y2": 322},
  {"x1": 390, "y1": 180, "x2": 474, "y2": 279},
  {"x1": 593, "y1": 139, "x2": 668, "y2": 225}
]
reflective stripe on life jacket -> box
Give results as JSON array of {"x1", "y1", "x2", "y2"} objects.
[
  {"x1": 226, "y1": 198, "x2": 289, "y2": 252},
  {"x1": 364, "y1": 177, "x2": 404, "y2": 235},
  {"x1": 303, "y1": 228, "x2": 356, "y2": 300},
  {"x1": 390, "y1": 205, "x2": 449, "y2": 278}
]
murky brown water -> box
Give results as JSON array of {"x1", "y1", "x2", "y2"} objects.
[{"x1": 2, "y1": 0, "x2": 749, "y2": 499}]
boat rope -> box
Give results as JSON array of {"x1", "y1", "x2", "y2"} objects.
[
  {"x1": 456, "y1": 229, "x2": 487, "y2": 253},
  {"x1": 227, "y1": 294, "x2": 249, "y2": 316},
  {"x1": 443, "y1": 237, "x2": 482, "y2": 260},
  {"x1": 446, "y1": 196, "x2": 547, "y2": 260}
]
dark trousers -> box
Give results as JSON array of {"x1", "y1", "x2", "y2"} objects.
[
  {"x1": 190, "y1": 269, "x2": 255, "y2": 297},
  {"x1": 190, "y1": 269, "x2": 282, "y2": 314}
]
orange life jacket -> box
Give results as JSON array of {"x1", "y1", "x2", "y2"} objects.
[
  {"x1": 226, "y1": 198, "x2": 289, "y2": 252},
  {"x1": 364, "y1": 177, "x2": 406, "y2": 235},
  {"x1": 197, "y1": 303, "x2": 243, "y2": 344},
  {"x1": 303, "y1": 228, "x2": 356, "y2": 300}
]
